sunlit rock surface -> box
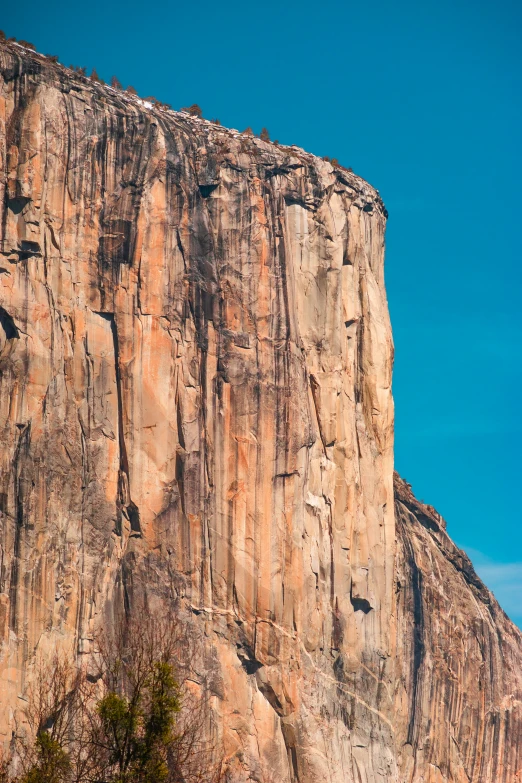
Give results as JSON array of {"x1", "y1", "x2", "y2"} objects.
[
  {"x1": 394, "y1": 474, "x2": 522, "y2": 782},
  {"x1": 0, "y1": 41, "x2": 520, "y2": 782}
]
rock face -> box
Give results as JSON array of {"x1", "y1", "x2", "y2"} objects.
[
  {"x1": 0, "y1": 41, "x2": 520, "y2": 782},
  {"x1": 394, "y1": 475, "x2": 522, "y2": 782}
]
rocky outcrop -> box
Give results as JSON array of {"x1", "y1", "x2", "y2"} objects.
[
  {"x1": 0, "y1": 40, "x2": 520, "y2": 782},
  {"x1": 394, "y1": 475, "x2": 522, "y2": 782}
]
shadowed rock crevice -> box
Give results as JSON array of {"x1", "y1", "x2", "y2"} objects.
[
  {"x1": 0, "y1": 306, "x2": 20, "y2": 339},
  {"x1": 350, "y1": 593, "x2": 373, "y2": 614},
  {"x1": 6, "y1": 196, "x2": 30, "y2": 214},
  {"x1": 198, "y1": 183, "x2": 218, "y2": 198}
]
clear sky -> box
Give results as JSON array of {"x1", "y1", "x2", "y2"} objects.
[{"x1": 3, "y1": 0, "x2": 521, "y2": 626}]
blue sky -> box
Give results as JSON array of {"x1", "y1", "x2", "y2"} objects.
[{"x1": 3, "y1": 0, "x2": 521, "y2": 626}]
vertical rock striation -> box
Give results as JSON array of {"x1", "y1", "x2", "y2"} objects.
[
  {"x1": 0, "y1": 41, "x2": 520, "y2": 781},
  {"x1": 394, "y1": 475, "x2": 522, "y2": 782}
]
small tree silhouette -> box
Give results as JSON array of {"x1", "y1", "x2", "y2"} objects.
[
  {"x1": 126, "y1": 85, "x2": 137, "y2": 95},
  {"x1": 260, "y1": 127, "x2": 270, "y2": 142},
  {"x1": 110, "y1": 75, "x2": 122, "y2": 89},
  {"x1": 181, "y1": 104, "x2": 203, "y2": 118},
  {"x1": 90, "y1": 68, "x2": 103, "y2": 84},
  {"x1": 242, "y1": 127, "x2": 254, "y2": 136}
]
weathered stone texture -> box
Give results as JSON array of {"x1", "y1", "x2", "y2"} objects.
[
  {"x1": 0, "y1": 41, "x2": 520, "y2": 782},
  {"x1": 394, "y1": 475, "x2": 522, "y2": 782}
]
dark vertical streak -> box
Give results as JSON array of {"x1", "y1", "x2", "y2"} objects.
[
  {"x1": 97, "y1": 312, "x2": 141, "y2": 536},
  {"x1": 9, "y1": 423, "x2": 31, "y2": 632},
  {"x1": 397, "y1": 505, "x2": 425, "y2": 748}
]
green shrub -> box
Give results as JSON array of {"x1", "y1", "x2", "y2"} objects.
[
  {"x1": 21, "y1": 732, "x2": 70, "y2": 783},
  {"x1": 2, "y1": 616, "x2": 224, "y2": 783},
  {"x1": 96, "y1": 661, "x2": 180, "y2": 782}
]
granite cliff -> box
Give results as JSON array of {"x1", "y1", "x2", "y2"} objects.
[{"x1": 0, "y1": 41, "x2": 521, "y2": 782}]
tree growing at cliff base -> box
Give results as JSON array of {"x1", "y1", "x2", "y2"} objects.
[
  {"x1": 88, "y1": 617, "x2": 183, "y2": 782},
  {"x1": 5, "y1": 616, "x2": 223, "y2": 783}
]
